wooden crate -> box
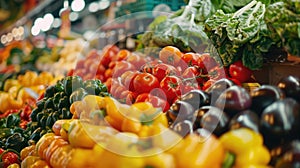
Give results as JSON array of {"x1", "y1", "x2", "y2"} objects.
[{"x1": 253, "y1": 62, "x2": 300, "y2": 85}]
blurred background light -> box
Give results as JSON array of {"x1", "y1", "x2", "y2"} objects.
[{"x1": 71, "y1": 0, "x2": 85, "y2": 12}]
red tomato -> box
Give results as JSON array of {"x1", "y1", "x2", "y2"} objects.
[
  {"x1": 126, "y1": 53, "x2": 150, "y2": 69},
  {"x1": 67, "y1": 69, "x2": 74, "y2": 76},
  {"x1": 202, "y1": 79, "x2": 216, "y2": 91},
  {"x1": 140, "y1": 60, "x2": 159, "y2": 74},
  {"x1": 229, "y1": 60, "x2": 253, "y2": 83},
  {"x1": 148, "y1": 95, "x2": 170, "y2": 112},
  {"x1": 152, "y1": 63, "x2": 180, "y2": 82},
  {"x1": 135, "y1": 93, "x2": 150, "y2": 102},
  {"x1": 111, "y1": 61, "x2": 136, "y2": 78},
  {"x1": 159, "y1": 46, "x2": 182, "y2": 66},
  {"x1": 228, "y1": 77, "x2": 242, "y2": 86},
  {"x1": 103, "y1": 45, "x2": 120, "y2": 55},
  {"x1": 86, "y1": 49, "x2": 99, "y2": 60},
  {"x1": 120, "y1": 71, "x2": 140, "y2": 91},
  {"x1": 73, "y1": 69, "x2": 87, "y2": 78},
  {"x1": 95, "y1": 64, "x2": 106, "y2": 75},
  {"x1": 112, "y1": 49, "x2": 131, "y2": 61},
  {"x1": 176, "y1": 59, "x2": 189, "y2": 74},
  {"x1": 75, "y1": 59, "x2": 85, "y2": 69},
  {"x1": 198, "y1": 53, "x2": 218, "y2": 72},
  {"x1": 83, "y1": 73, "x2": 94, "y2": 80},
  {"x1": 101, "y1": 45, "x2": 120, "y2": 68},
  {"x1": 133, "y1": 73, "x2": 160, "y2": 94},
  {"x1": 160, "y1": 76, "x2": 183, "y2": 103},
  {"x1": 104, "y1": 69, "x2": 113, "y2": 81},
  {"x1": 181, "y1": 52, "x2": 200, "y2": 66},
  {"x1": 208, "y1": 66, "x2": 228, "y2": 81},
  {"x1": 149, "y1": 88, "x2": 167, "y2": 100},
  {"x1": 135, "y1": 93, "x2": 170, "y2": 112},
  {"x1": 181, "y1": 66, "x2": 199, "y2": 79},
  {"x1": 182, "y1": 82, "x2": 201, "y2": 94},
  {"x1": 110, "y1": 80, "x2": 127, "y2": 99},
  {"x1": 83, "y1": 58, "x2": 95, "y2": 69},
  {"x1": 125, "y1": 91, "x2": 138, "y2": 105},
  {"x1": 108, "y1": 61, "x2": 117, "y2": 69},
  {"x1": 104, "y1": 78, "x2": 112, "y2": 91}
]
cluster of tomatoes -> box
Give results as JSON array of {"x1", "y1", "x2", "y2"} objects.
[{"x1": 68, "y1": 45, "x2": 253, "y2": 112}]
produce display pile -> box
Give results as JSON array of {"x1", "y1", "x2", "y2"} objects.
[{"x1": 0, "y1": 0, "x2": 299, "y2": 167}]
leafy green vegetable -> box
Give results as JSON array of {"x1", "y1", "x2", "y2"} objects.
[
  {"x1": 265, "y1": 1, "x2": 300, "y2": 56},
  {"x1": 205, "y1": 0, "x2": 282, "y2": 69},
  {"x1": 141, "y1": 0, "x2": 219, "y2": 55}
]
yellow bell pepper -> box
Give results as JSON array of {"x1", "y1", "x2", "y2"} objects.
[
  {"x1": 34, "y1": 71, "x2": 54, "y2": 85},
  {"x1": 7, "y1": 163, "x2": 20, "y2": 168},
  {"x1": 0, "y1": 92, "x2": 23, "y2": 113},
  {"x1": 143, "y1": 151, "x2": 176, "y2": 168},
  {"x1": 68, "y1": 119, "x2": 117, "y2": 149},
  {"x1": 49, "y1": 145, "x2": 73, "y2": 168},
  {"x1": 67, "y1": 148, "x2": 98, "y2": 168},
  {"x1": 17, "y1": 71, "x2": 38, "y2": 87},
  {"x1": 94, "y1": 132, "x2": 145, "y2": 168},
  {"x1": 21, "y1": 156, "x2": 43, "y2": 168},
  {"x1": 68, "y1": 120, "x2": 97, "y2": 148},
  {"x1": 35, "y1": 133, "x2": 56, "y2": 159},
  {"x1": 168, "y1": 133, "x2": 225, "y2": 168},
  {"x1": 220, "y1": 128, "x2": 271, "y2": 168},
  {"x1": 20, "y1": 145, "x2": 37, "y2": 160},
  {"x1": 3, "y1": 79, "x2": 20, "y2": 92}
]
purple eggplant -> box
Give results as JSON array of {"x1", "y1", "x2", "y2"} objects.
[
  {"x1": 171, "y1": 120, "x2": 194, "y2": 137},
  {"x1": 194, "y1": 106, "x2": 229, "y2": 136},
  {"x1": 179, "y1": 89, "x2": 210, "y2": 109},
  {"x1": 274, "y1": 140, "x2": 300, "y2": 168},
  {"x1": 167, "y1": 100, "x2": 195, "y2": 123},
  {"x1": 229, "y1": 110, "x2": 260, "y2": 132},
  {"x1": 277, "y1": 75, "x2": 300, "y2": 103},
  {"x1": 215, "y1": 85, "x2": 252, "y2": 117},
  {"x1": 205, "y1": 78, "x2": 235, "y2": 104},
  {"x1": 250, "y1": 85, "x2": 284, "y2": 116},
  {"x1": 260, "y1": 98, "x2": 300, "y2": 148}
]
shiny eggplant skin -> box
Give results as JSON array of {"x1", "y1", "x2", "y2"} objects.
[
  {"x1": 194, "y1": 106, "x2": 229, "y2": 137},
  {"x1": 205, "y1": 78, "x2": 235, "y2": 105},
  {"x1": 171, "y1": 120, "x2": 194, "y2": 137},
  {"x1": 250, "y1": 85, "x2": 285, "y2": 116},
  {"x1": 229, "y1": 109, "x2": 260, "y2": 133},
  {"x1": 215, "y1": 85, "x2": 252, "y2": 117},
  {"x1": 260, "y1": 98, "x2": 300, "y2": 148},
  {"x1": 167, "y1": 100, "x2": 195, "y2": 123},
  {"x1": 274, "y1": 140, "x2": 300, "y2": 168},
  {"x1": 277, "y1": 75, "x2": 300, "y2": 103},
  {"x1": 179, "y1": 89, "x2": 210, "y2": 110}
]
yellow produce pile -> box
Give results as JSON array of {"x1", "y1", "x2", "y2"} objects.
[
  {"x1": 21, "y1": 95, "x2": 271, "y2": 168},
  {"x1": 0, "y1": 71, "x2": 63, "y2": 113}
]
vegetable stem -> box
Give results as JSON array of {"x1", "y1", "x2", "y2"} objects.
[
  {"x1": 246, "y1": 1, "x2": 262, "y2": 26},
  {"x1": 233, "y1": 0, "x2": 257, "y2": 18}
]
